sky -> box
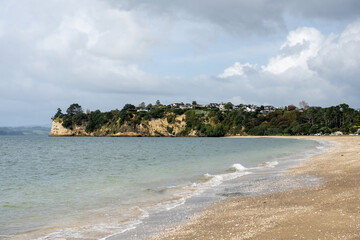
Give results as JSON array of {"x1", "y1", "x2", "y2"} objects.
[{"x1": 0, "y1": 0, "x2": 359, "y2": 126}]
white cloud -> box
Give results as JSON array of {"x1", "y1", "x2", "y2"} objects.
[
  {"x1": 0, "y1": 0, "x2": 160, "y2": 96},
  {"x1": 218, "y1": 20, "x2": 360, "y2": 106},
  {"x1": 265, "y1": 27, "x2": 323, "y2": 74},
  {"x1": 40, "y1": 6, "x2": 155, "y2": 60},
  {"x1": 37, "y1": 1, "x2": 157, "y2": 62},
  {"x1": 218, "y1": 26, "x2": 325, "y2": 78},
  {"x1": 309, "y1": 20, "x2": 360, "y2": 86},
  {"x1": 0, "y1": 0, "x2": 167, "y2": 125},
  {"x1": 219, "y1": 62, "x2": 257, "y2": 78}
]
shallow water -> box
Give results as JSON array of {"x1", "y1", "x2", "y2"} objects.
[{"x1": 0, "y1": 136, "x2": 321, "y2": 239}]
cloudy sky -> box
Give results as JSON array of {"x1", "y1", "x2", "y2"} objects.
[{"x1": 0, "y1": 0, "x2": 359, "y2": 126}]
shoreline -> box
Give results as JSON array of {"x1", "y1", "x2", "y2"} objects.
[
  {"x1": 109, "y1": 137, "x2": 328, "y2": 240},
  {"x1": 148, "y1": 136, "x2": 360, "y2": 239}
]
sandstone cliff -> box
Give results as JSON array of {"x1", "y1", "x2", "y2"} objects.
[
  {"x1": 49, "y1": 114, "x2": 194, "y2": 137},
  {"x1": 50, "y1": 119, "x2": 89, "y2": 136}
]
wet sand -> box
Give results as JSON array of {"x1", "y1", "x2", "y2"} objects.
[{"x1": 150, "y1": 136, "x2": 360, "y2": 240}]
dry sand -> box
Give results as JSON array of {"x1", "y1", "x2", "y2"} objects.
[{"x1": 150, "y1": 136, "x2": 360, "y2": 240}]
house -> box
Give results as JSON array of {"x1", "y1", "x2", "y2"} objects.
[
  {"x1": 242, "y1": 104, "x2": 258, "y2": 112},
  {"x1": 264, "y1": 105, "x2": 276, "y2": 111},
  {"x1": 245, "y1": 107, "x2": 255, "y2": 112},
  {"x1": 179, "y1": 103, "x2": 192, "y2": 109},
  {"x1": 207, "y1": 103, "x2": 220, "y2": 108},
  {"x1": 169, "y1": 103, "x2": 182, "y2": 109},
  {"x1": 260, "y1": 105, "x2": 277, "y2": 114},
  {"x1": 219, "y1": 104, "x2": 226, "y2": 111}
]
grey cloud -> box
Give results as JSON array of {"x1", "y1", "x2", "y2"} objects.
[
  {"x1": 287, "y1": 0, "x2": 360, "y2": 20},
  {"x1": 118, "y1": 0, "x2": 359, "y2": 36},
  {"x1": 120, "y1": 0, "x2": 286, "y2": 35}
]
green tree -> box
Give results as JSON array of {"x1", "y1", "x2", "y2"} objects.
[
  {"x1": 167, "y1": 114, "x2": 176, "y2": 124},
  {"x1": 62, "y1": 116, "x2": 73, "y2": 129},
  {"x1": 225, "y1": 102, "x2": 234, "y2": 110},
  {"x1": 52, "y1": 108, "x2": 63, "y2": 120},
  {"x1": 66, "y1": 103, "x2": 83, "y2": 115},
  {"x1": 86, "y1": 110, "x2": 105, "y2": 132},
  {"x1": 122, "y1": 104, "x2": 136, "y2": 111},
  {"x1": 147, "y1": 103, "x2": 153, "y2": 110}
]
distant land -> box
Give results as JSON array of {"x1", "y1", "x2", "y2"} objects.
[
  {"x1": 50, "y1": 101, "x2": 360, "y2": 137},
  {"x1": 0, "y1": 126, "x2": 51, "y2": 136}
]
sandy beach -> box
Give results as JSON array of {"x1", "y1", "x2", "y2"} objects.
[{"x1": 150, "y1": 136, "x2": 360, "y2": 240}]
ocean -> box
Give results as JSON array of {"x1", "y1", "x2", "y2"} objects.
[{"x1": 0, "y1": 136, "x2": 324, "y2": 239}]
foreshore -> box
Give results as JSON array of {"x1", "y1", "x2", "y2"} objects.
[{"x1": 149, "y1": 136, "x2": 360, "y2": 239}]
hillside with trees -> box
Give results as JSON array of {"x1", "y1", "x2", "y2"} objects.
[{"x1": 51, "y1": 102, "x2": 360, "y2": 137}]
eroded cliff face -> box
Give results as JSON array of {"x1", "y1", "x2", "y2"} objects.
[
  {"x1": 49, "y1": 114, "x2": 192, "y2": 137},
  {"x1": 50, "y1": 120, "x2": 89, "y2": 136}
]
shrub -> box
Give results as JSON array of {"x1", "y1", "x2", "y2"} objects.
[{"x1": 167, "y1": 114, "x2": 176, "y2": 124}]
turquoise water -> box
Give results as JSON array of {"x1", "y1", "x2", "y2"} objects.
[{"x1": 0, "y1": 136, "x2": 320, "y2": 239}]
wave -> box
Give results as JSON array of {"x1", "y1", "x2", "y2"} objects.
[
  {"x1": 32, "y1": 160, "x2": 283, "y2": 240},
  {"x1": 229, "y1": 163, "x2": 248, "y2": 171},
  {"x1": 36, "y1": 208, "x2": 148, "y2": 240},
  {"x1": 264, "y1": 160, "x2": 279, "y2": 168},
  {"x1": 99, "y1": 141, "x2": 330, "y2": 239}
]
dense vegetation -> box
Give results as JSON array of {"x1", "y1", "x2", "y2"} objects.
[{"x1": 53, "y1": 102, "x2": 360, "y2": 137}]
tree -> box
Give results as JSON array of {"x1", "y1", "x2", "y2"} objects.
[
  {"x1": 122, "y1": 104, "x2": 136, "y2": 111},
  {"x1": 62, "y1": 116, "x2": 73, "y2": 129},
  {"x1": 52, "y1": 108, "x2": 63, "y2": 120},
  {"x1": 192, "y1": 101, "x2": 197, "y2": 108},
  {"x1": 86, "y1": 110, "x2": 105, "y2": 132},
  {"x1": 146, "y1": 103, "x2": 153, "y2": 110},
  {"x1": 167, "y1": 114, "x2": 176, "y2": 124},
  {"x1": 156, "y1": 100, "x2": 161, "y2": 106},
  {"x1": 225, "y1": 102, "x2": 234, "y2": 110},
  {"x1": 66, "y1": 103, "x2": 83, "y2": 115},
  {"x1": 138, "y1": 102, "x2": 146, "y2": 109},
  {"x1": 287, "y1": 104, "x2": 297, "y2": 111},
  {"x1": 299, "y1": 100, "x2": 310, "y2": 110}
]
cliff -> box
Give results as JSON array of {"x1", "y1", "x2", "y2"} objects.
[
  {"x1": 50, "y1": 119, "x2": 89, "y2": 136},
  {"x1": 49, "y1": 114, "x2": 195, "y2": 137}
]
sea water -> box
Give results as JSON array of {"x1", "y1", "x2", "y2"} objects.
[{"x1": 0, "y1": 136, "x2": 322, "y2": 239}]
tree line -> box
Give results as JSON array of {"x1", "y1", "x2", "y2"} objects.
[{"x1": 52, "y1": 102, "x2": 360, "y2": 136}]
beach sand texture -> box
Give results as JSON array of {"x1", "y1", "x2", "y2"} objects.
[{"x1": 150, "y1": 136, "x2": 360, "y2": 240}]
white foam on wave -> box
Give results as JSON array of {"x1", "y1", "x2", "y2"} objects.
[
  {"x1": 36, "y1": 207, "x2": 150, "y2": 240},
  {"x1": 264, "y1": 161, "x2": 279, "y2": 168},
  {"x1": 36, "y1": 164, "x2": 254, "y2": 240},
  {"x1": 229, "y1": 163, "x2": 247, "y2": 171},
  {"x1": 150, "y1": 163, "x2": 253, "y2": 215},
  {"x1": 201, "y1": 168, "x2": 252, "y2": 189}
]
